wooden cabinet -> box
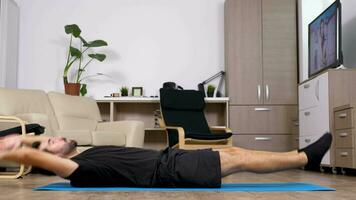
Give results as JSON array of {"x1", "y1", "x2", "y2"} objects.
[
  {"x1": 299, "y1": 69, "x2": 356, "y2": 168},
  {"x1": 262, "y1": 0, "x2": 298, "y2": 105},
  {"x1": 334, "y1": 106, "x2": 356, "y2": 169},
  {"x1": 230, "y1": 106, "x2": 297, "y2": 134},
  {"x1": 233, "y1": 134, "x2": 293, "y2": 152},
  {"x1": 226, "y1": 0, "x2": 297, "y2": 105},
  {"x1": 225, "y1": 0, "x2": 262, "y2": 105},
  {"x1": 225, "y1": 0, "x2": 298, "y2": 151}
]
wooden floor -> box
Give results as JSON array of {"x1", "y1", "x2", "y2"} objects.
[{"x1": 0, "y1": 169, "x2": 355, "y2": 200}]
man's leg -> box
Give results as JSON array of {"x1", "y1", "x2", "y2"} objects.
[
  {"x1": 218, "y1": 147, "x2": 307, "y2": 177},
  {"x1": 218, "y1": 132, "x2": 332, "y2": 177}
]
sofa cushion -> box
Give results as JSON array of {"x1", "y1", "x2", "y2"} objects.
[
  {"x1": 91, "y1": 131, "x2": 126, "y2": 146},
  {"x1": 96, "y1": 121, "x2": 145, "y2": 148},
  {"x1": 0, "y1": 88, "x2": 59, "y2": 131},
  {"x1": 48, "y1": 92, "x2": 101, "y2": 130},
  {"x1": 54, "y1": 130, "x2": 92, "y2": 146},
  {"x1": 15, "y1": 113, "x2": 52, "y2": 135}
]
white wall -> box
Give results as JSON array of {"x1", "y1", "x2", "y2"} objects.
[
  {"x1": 16, "y1": 0, "x2": 225, "y2": 98},
  {"x1": 298, "y1": 0, "x2": 356, "y2": 82}
]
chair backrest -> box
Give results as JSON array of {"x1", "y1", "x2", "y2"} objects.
[
  {"x1": 48, "y1": 92, "x2": 102, "y2": 130},
  {"x1": 160, "y1": 89, "x2": 211, "y2": 146}
]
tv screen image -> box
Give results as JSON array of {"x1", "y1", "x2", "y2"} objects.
[{"x1": 309, "y1": 2, "x2": 339, "y2": 77}]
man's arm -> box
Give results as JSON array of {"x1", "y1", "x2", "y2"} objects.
[
  {"x1": 0, "y1": 134, "x2": 50, "y2": 150},
  {"x1": 0, "y1": 147, "x2": 78, "y2": 178},
  {"x1": 20, "y1": 135, "x2": 50, "y2": 146}
]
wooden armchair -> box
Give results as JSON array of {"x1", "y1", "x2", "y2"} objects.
[
  {"x1": 159, "y1": 89, "x2": 232, "y2": 150},
  {"x1": 0, "y1": 116, "x2": 33, "y2": 178}
]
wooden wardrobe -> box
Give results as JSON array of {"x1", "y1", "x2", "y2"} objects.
[{"x1": 225, "y1": 0, "x2": 299, "y2": 151}]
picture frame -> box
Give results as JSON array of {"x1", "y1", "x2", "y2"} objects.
[{"x1": 132, "y1": 87, "x2": 143, "y2": 97}]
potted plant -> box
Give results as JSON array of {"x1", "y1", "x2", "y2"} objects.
[
  {"x1": 207, "y1": 84, "x2": 216, "y2": 97},
  {"x1": 120, "y1": 86, "x2": 129, "y2": 97},
  {"x1": 63, "y1": 24, "x2": 108, "y2": 96}
]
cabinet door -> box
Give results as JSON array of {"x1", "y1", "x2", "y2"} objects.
[
  {"x1": 299, "y1": 78, "x2": 319, "y2": 111},
  {"x1": 299, "y1": 106, "x2": 330, "y2": 136},
  {"x1": 233, "y1": 134, "x2": 293, "y2": 152},
  {"x1": 225, "y1": 0, "x2": 263, "y2": 105},
  {"x1": 262, "y1": 0, "x2": 297, "y2": 104},
  {"x1": 229, "y1": 105, "x2": 297, "y2": 134}
]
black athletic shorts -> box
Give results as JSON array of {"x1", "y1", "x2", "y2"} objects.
[{"x1": 154, "y1": 147, "x2": 222, "y2": 188}]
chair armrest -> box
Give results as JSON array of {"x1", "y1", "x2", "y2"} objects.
[
  {"x1": 209, "y1": 126, "x2": 232, "y2": 133},
  {"x1": 164, "y1": 126, "x2": 186, "y2": 144},
  {"x1": 96, "y1": 121, "x2": 145, "y2": 148},
  {"x1": 0, "y1": 116, "x2": 28, "y2": 136},
  {"x1": 14, "y1": 113, "x2": 52, "y2": 135}
]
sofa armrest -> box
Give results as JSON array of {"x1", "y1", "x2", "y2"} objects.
[
  {"x1": 96, "y1": 121, "x2": 145, "y2": 148},
  {"x1": 53, "y1": 130, "x2": 92, "y2": 146}
]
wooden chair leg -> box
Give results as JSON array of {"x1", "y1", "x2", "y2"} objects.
[
  {"x1": 23, "y1": 165, "x2": 32, "y2": 175},
  {"x1": 0, "y1": 164, "x2": 25, "y2": 179}
]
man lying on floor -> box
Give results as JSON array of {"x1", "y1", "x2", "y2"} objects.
[{"x1": 0, "y1": 133, "x2": 332, "y2": 188}]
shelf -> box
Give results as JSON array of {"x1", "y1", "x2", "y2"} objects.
[
  {"x1": 96, "y1": 97, "x2": 229, "y2": 103},
  {"x1": 96, "y1": 96, "x2": 230, "y2": 128}
]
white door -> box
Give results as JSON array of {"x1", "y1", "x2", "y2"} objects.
[{"x1": 0, "y1": 0, "x2": 19, "y2": 88}]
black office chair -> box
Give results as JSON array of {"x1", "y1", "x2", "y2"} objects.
[{"x1": 159, "y1": 89, "x2": 232, "y2": 149}]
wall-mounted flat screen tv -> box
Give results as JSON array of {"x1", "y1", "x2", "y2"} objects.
[{"x1": 308, "y1": 0, "x2": 343, "y2": 78}]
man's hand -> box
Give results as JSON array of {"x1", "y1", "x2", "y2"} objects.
[{"x1": 0, "y1": 134, "x2": 22, "y2": 152}]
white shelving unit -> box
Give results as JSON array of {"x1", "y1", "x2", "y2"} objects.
[{"x1": 96, "y1": 97, "x2": 230, "y2": 130}]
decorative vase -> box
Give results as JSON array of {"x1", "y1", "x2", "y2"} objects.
[
  {"x1": 64, "y1": 83, "x2": 81, "y2": 96},
  {"x1": 207, "y1": 91, "x2": 214, "y2": 97}
]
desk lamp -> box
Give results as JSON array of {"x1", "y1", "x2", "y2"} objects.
[{"x1": 198, "y1": 70, "x2": 225, "y2": 97}]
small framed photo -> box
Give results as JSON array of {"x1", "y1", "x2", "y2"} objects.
[{"x1": 132, "y1": 87, "x2": 143, "y2": 97}]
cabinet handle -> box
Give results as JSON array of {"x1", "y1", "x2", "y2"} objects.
[
  {"x1": 339, "y1": 132, "x2": 348, "y2": 137},
  {"x1": 340, "y1": 152, "x2": 349, "y2": 157},
  {"x1": 315, "y1": 80, "x2": 319, "y2": 101},
  {"x1": 257, "y1": 85, "x2": 261, "y2": 101},
  {"x1": 255, "y1": 107, "x2": 271, "y2": 111},
  {"x1": 305, "y1": 139, "x2": 311, "y2": 143},
  {"x1": 293, "y1": 122, "x2": 299, "y2": 126},
  {"x1": 304, "y1": 111, "x2": 311, "y2": 116},
  {"x1": 303, "y1": 84, "x2": 310, "y2": 89},
  {"x1": 338, "y1": 113, "x2": 347, "y2": 118},
  {"x1": 255, "y1": 137, "x2": 272, "y2": 141},
  {"x1": 265, "y1": 85, "x2": 270, "y2": 101}
]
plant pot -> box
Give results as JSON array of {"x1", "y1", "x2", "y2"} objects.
[
  {"x1": 121, "y1": 93, "x2": 128, "y2": 97},
  {"x1": 207, "y1": 91, "x2": 214, "y2": 97},
  {"x1": 64, "y1": 83, "x2": 81, "y2": 96}
]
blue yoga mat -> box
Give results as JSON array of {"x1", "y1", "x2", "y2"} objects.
[{"x1": 34, "y1": 182, "x2": 335, "y2": 192}]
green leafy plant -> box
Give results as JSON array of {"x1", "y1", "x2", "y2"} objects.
[
  {"x1": 63, "y1": 24, "x2": 108, "y2": 96},
  {"x1": 120, "y1": 86, "x2": 129, "y2": 96},
  {"x1": 207, "y1": 84, "x2": 216, "y2": 93}
]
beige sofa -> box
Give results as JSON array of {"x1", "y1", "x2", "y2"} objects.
[{"x1": 0, "y1": 87, "x2": 145, "y2": 148}]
